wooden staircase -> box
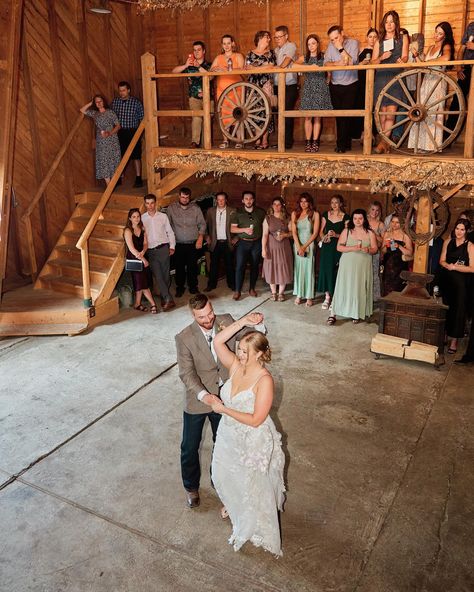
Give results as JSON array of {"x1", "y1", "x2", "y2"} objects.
[{"x1": 0, "y1": 191, "x2": 140, "y2": 336}]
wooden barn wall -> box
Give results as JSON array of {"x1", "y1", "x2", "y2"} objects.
[{"x1": 7, "y1": 0, "x2": 143, "y2": 285}]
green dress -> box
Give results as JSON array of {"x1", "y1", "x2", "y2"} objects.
[
  {"x1": 332, "y1": 232, "x2": 373, "y2": 319},
  {"x1": 317, "y1": 212, "x2": 350, "y2": 295},
  {"x1": 293, "y1": 216, "x2": 315, "y2": 299}
]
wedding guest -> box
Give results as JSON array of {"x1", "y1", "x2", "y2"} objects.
[
  {"x1": 367, "y1": 200, "x2": 385, "y2": 301},
  {"x1": 123, "y1": 209, "x2": 157, "y2": 313},
  {"x1": 80, "y1": 95, "x2": 121, "y2": 185},
  {"x1": 273, "y1": 25, "x2": 298, "y2": 149},
  {"x1": 291, "y1": 192, "x2": 320, "y2": 306},
  {"x1": 352, "y1": 28, "x2": 378, "y2": 141},
  {"x1": 111, "y1": 81, "x2": 144, "y2": 187},
  {"x1": 408, "y1": 22, "x2": 454, "y2": 152},
  {"x1": 328, "y1": 209, "x2": 378, "y2": 325},
  {"x1": 245, "y1": 31, "x2": 276, "y2": 149},
  {"x1": 384, "y1": 194, "x2": 405, "y2": 229},
  {"x1": 167, "y1": 187, "x2": 206, "y2": 297},
  {"x1": 324, "y1": 25, "x2": 359, "y2": 153},
  {"x1": 439, "y1": 219, "x2": 474, "y2": 354},
  {"x1": 317, "y1": 195, "x2": 349, "y2": 309},
  {"x1": 230, "y1": 191, "x2": 266, "y2": 300},
  {"x1": 381, "y1": 214, "x2": 413, "y2": 296},
  {"x1": 294, "y1": 34, "x2": 333, "y2": 152},
  {"x1": 210, "y1": 35, "x2": 244, "y2": 149},
  {"x1": 204, "y1": 191, "x2": 236, "y2": 293},
  {"x1": 262, "y1": 197, "x2": 293, "y2": 301},
  {"x1": 172, "y1": 41, "x2": 212, "y2": 148},
  {"x1": 210, "y1": 313, "x2": 285, "y2": 556},
  {"x1": 142, "y1": 194, "x2": 176, "y2": 311},
  {"x1": 372, "y1": 11, "x2": 409, "y2": 154}
]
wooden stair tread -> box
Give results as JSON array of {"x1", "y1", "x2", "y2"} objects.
[
  {"x1": 63, "y1": 229, "x2": 123, "y2": 244},
  {"x1": 0, "y1": 322, "x2": 88, "y2": 336},
  {"x1": 0, "y1": 286, "x2": 84, "y2": 312},
  {"x1": 40, "y1": 273, "x2": 101, "y2": 291},
  {"x1": 49, "y1": 257, "x2": 108, "y2": 274},
  {"x1": 73, "y1": 215, "x2": 125, "y2": 229},
  {"x1": 55, "y1": 244, "x2": 116, "y2": 259},
  {"x1": 79, "y1": 201, "x2": 132, "y2": 213}
]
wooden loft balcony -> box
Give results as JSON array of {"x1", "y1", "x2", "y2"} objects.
[{"x1": 141, "y1": 54, "x2": 474, "y2": 195}]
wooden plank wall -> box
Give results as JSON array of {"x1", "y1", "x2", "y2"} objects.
[{"x1": 5, "y1": 0, "x2": 143, "y2": 288}]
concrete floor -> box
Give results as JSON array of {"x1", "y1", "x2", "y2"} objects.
[{"x1": 1, "y1": 278, "x2": 473, "y2": 592}]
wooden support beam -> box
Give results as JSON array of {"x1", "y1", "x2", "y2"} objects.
[
  {"x1": 363, "y1": 68, "x2": 375, "y2": 155},
  {"x1": 155, "y1": 168, "x2": 199, "y2": 202},
  {"x1": 413, "y1": 193, "x2": 431, "y2": 274},
  {"x1": 277, "y1": 73, "x2": 286, "y2": 153},
  {"x1": 0, "y1": 0, "x2": 24, "y2": 295},
  {"x1": 141, "y1": 53, "x2": 160, "y2": 195},
  {"x1": 434, "y1": 183, "x2": 465, "y2": 209},
  {"x1": 202, "y1": 75, "x2": 212, "y2": 150},
  {"x1": 464, "y1": 72, "x2": 474, "y2": 158}
]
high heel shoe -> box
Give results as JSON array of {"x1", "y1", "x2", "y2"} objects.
[{"x1": 374, "y1": 139, "x2": 391, "y2": 154}]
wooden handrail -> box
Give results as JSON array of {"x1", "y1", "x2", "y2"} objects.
[
  {"x1": 22, "y1": 113, "x2": 84, "y2": 221},
  {"x1": 76, "y1": 121, "x2": 145, "y2": 306}
]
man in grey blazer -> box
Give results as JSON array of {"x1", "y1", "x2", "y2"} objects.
[
  {"x1": 204, "y1": 191, "x2": 236, "y2": 293},
  {"x1": 175, "y1": 294, "x2": 263, "y2": 508}
]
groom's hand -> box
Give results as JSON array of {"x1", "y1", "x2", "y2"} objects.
[{"x1": 203, "y1": 393, "x2": 220, "y2": 406}]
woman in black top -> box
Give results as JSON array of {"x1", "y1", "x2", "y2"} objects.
[{"x1": 352, "y1": 28, "x2": 378, "y2": 141}]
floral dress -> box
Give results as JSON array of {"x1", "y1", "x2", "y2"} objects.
[
  {"x1": 85, "y1": 108, "x2": 121, "y2": 180},
  {"x1": 246, "y1": 49, "x2": 276, "y2": 134}
]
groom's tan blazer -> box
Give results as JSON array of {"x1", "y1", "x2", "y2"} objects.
[{"x1": 175, "y1": 313, "x2": 239, "y2": 414}]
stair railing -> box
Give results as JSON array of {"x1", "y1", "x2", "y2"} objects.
[
  {"x1": 75, "y1": 121, "x2": 145, "y2": 307},
  {"x1": 21, "y1": 113, "x2": 85, "y2": 279}
]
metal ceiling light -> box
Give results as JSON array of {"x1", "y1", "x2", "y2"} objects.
[{"x1": 88, "y1": 0, "x2": 112, "y2": 14}]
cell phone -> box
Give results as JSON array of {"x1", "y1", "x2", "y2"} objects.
[{"x1": 303, "y1": 252, "x2": 308, "y2": 257}]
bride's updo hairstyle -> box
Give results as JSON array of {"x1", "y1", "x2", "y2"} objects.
[{"x1": 241, "y1": 331, "x2": 272, "y2": 363}]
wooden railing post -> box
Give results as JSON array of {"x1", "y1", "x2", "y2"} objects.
[
  {"x1": 141, "y1": 52, "x2": 160, "y2": 195},
  {"x1": 24, "y1": 216, "x2": 37, "y2": 280},
  {"x1": 80, "y1": 243, "x2": 92, "y2": 308},
  {"x1": 463, "y1": 70, "x2": 474, "y2": 158},
  {"x1": 363, "y1": 68, "x2": 375, "y2": 156},
  {"x1": 202, "y1": 75, "x2": 212, "y2": 150},
  {"x1": 277, "y1": 72, "x2": 286, "y2": 153},
  {"x1": 413, "y1": 192, "x2": 431, "y2": 274}
]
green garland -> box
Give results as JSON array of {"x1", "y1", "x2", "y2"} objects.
[{"x1": 153, "y1": 152, "x2": 474, "y2": 193}]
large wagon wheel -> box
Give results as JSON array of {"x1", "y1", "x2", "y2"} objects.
[
  {"x1": 374, "y1": 68, "x2": 466, "y2": 154},
  {"x1": 217, "y1": 81, "x2": 271, "y2": 145}
]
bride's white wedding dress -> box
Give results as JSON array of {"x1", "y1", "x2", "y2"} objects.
[{"x1": 211, "y1": 370, "x2": 286, "y2": 556}]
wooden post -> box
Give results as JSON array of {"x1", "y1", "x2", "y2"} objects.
[
  {"x1": 141, "y1": 52, "x2": 160, "y2": 196},
  {"x1": 413, "y1": 192, "x2": 431, "y2": 274},
  {"x1": 24, "y1": 216, "x2": 37, "y2": 280},
  {"x1": 277, "y1": 72, "x2": 286, "y2": 153},
  {"x1": 202, "y1": 75, "x2": 212, "y2": 150},
  {"x1": 463, "y1": 72, "x2": 474, "y2": 158},
  {"x1": 363, "y1": 67, "x2": 375, "y2": 156},
  {"x1": 80, "y1": 244, "x2": 92, "y2": 308}
]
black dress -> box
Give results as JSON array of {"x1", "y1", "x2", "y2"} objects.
[
  {"x1": 126, "y1": 230, "x2": 149, "y2": 291},
  {"x1": 381, "y1": 241, "x2": 408, "y2": 296},
  {"x1": 440, "y1": 239, "x2": 471, "y2": 338}
]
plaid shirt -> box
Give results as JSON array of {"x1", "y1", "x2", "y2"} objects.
[{"x1": 110, "y1": 96, "x2": 144, "y2": 129}]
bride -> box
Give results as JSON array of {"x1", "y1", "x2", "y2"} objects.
[{"x1": 207, "y1": 312, "x2": 285, "y2": 556}]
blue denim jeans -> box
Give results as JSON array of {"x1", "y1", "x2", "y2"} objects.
[{"x1": 181, "y1": 411, "x2": 221, "y2": 491}]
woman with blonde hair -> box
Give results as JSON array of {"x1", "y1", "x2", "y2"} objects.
[
  {"x1": 262, "y1": 197, "x2": 293, "y2": 301},
  {"x1": 207, "y1": 312, "x2": 285, "y2": 556}
]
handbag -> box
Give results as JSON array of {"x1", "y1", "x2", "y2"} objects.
[{"x1": 125, "y1": 259, "x2": 143, "y2": 272}]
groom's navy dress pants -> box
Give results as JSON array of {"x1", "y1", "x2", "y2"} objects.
[{"x1": 181, "y1": 411, "x2": 221, "y2": 491}]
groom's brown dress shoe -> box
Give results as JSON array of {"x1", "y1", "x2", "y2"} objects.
[{"x1": 185, "y1": 490, "x2": 200, "y2": 508}]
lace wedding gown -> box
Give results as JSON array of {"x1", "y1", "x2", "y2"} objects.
[{"x1": 211, "y1": 371, "x2": 286, "y2": 556}]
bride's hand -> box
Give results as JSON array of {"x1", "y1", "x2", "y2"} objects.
[
  {"x1": 203, "y1": 393, "x2": 220, "y2": 406},
  {"x1": 240, "y1": 312, "x2": 264, "y2": 326},
  {"x1": 211, "y1": 400, "x2": 226, "y2": 414}
]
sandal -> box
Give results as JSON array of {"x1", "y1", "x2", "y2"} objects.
[
  {"x1": 311, "y1": 139, "x2": 320, "y2": 153},
  {"x1": 327, "y1": 316, "x2": 336, "y2": 325},
  {"x1": 278, "y1": 294, "x2": 285, "y2": 302},
  {"x1": 306, "y1": 299, "x2": 314, "y2": 307},
  {"x1": 352, "y1": 319, "x2": 360, "y2": 324},
  {"x1": 447, "y1": 347, "x2": 457, "y2": 354},
  {"x1": 271, "y1": 293, "x2": 277, "y2": 301},
  {"x1": 150, "y1": 305, "x2": 158, "y2": 314},
  {"x1": 219, "y1": 141, "x2": 229, "y2": 149},
  {"x1": 255, "y1": 144, "x2": 269, "y2": 150},
  {"x1": 321, "y1": 297, "x2": 331, "y2": 310},
  {"x1": 134, "y1": 304, "x2": 148, "y2": 312},
  {"x1": 220, "y1": 506, "x2": 229, "y2": 520},
  {"x1": 295, "y1": 297, "x2": 302, "y2": 305},
  {"x1": 234, "y1": 142, "x2": 243, "y2": 149}
]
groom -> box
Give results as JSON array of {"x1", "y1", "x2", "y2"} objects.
[
  {"x1": 175, "y1": 294, "x2": 237, "y2": 509},
  {"x1": 176, "y1": 293, "x2": 265, "y2": 508}
]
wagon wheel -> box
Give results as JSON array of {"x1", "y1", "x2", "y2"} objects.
[
  {"x1": 217, "y1": 81, "x2": 271, "y2": 145},
  {"x1": 374, "y1": 68, "x2": 466, "y2": 155}
]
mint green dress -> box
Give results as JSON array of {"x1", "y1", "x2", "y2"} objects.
[
  {"x1": 332, "y1": 232, "x2": 373, "y2": 320},
  {"x1": 293, "y1": 216, "x2": 315, "y2": 299}
]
